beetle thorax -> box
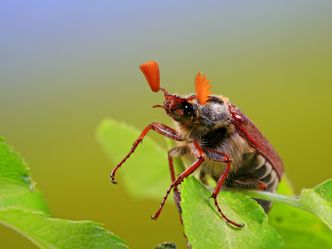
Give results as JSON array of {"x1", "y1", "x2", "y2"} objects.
[{"x1": 173, "y1": 96, "x2": 233, "y2": 140}]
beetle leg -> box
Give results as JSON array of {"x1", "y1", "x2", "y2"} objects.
[
  {"x1": 168, "y1": 146, "x2": 189, "y2": 189},
  {"x1": 206, "y1": 149, "x2": 244, "y2": 228},
  {"x1": 110, "y1": 122, "x2": 184, "y2": 184},
  {"x1": 151, "y1": 142, "x2": 205, "y2": 220},
  {"x1": 256, "y1": 179, "x2": 268, "y2": 190},
  {"x1": 168, "y1": 146, "x2": 189, "y2": 217},
  {"x1": 232, "y1": 179, "x2": 268, "y2": 190}
]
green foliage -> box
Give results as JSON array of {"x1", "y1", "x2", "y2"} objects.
[
  {"x1": 0, "y1": 190, "x2": 48, "y2": 213},
  {"x1": 97, "y1": 118, "x2": 332, "y2": 249},
  {"x1": 181, "y1": 177, "x2": 282, "y2": 249},
  {"x1": 269, "y1": 204, "x2": 332, "y2": 249},
  {"x1": 0, "y1": 137, "x2": 32, "y2": 188},
  {"x1": 0, "y1": 209, "x2": 128, "y2": 249},
  {"x1": 299, "y1": 180, "x2": 332, "y2": 229},
  {"x1": 0, "y1": 138, "x2": 48, "y2": 213},
  {"x1": 269, "y1": 179, "x2": 332, "y2": 249},
  {"x1": 0, "y1": 138, "x2": 128, "y2": 249}
]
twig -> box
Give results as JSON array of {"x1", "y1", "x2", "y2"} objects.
[{"x1": 224, "y1": 187, "x2": 307, "y2": 211}]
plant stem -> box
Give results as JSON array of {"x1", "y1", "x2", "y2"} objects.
[{"x1": 225, "y1": 188, "x2": 303, "y2": 209}]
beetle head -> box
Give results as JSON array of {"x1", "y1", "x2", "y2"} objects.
[
  {"x1": 161, "y1": 91, "x2": 198, "y2": 123},
  {"x1": 139, "y1": 60, "x2": 225, "y2": 128}
]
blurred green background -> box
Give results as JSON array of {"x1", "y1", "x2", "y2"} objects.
[{"x1": 0, "y1": 1, "x2": 331, "y2": 248}]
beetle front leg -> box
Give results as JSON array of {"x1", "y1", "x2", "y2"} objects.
[
  {"x1": 110, "y1": 122, "x2": 184, "y2": 184},
  {"x1": 206, "y1": 149, "x2": 244, "y2": 228}
]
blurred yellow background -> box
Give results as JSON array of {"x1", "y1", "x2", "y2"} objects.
[{"x1": 0, "y1": 1, "x2": 331, "y2": 248}]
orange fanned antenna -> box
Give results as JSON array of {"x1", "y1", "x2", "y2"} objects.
[
  {"x1": 139, "y1": 60, "x2": 160, "y2": 92},
  {"x1": 195, "y1": 72, "x2": 211, "y2": 104}
]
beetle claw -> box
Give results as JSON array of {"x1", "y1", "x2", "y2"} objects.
[
  {"x1": 151, "y1": 215, "x2": 158, "y2": 221},
  {"x1": 110, "y1": 176, "x2": 117, "y2": 184}
]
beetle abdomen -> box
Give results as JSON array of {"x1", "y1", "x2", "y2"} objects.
[{"x1": 225, "y1": 153, "x2": 279, "y2": 211}]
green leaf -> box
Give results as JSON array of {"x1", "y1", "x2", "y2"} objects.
[
  {"x1": 0, "y1": 190, "x2": 49, "y2": 213},
  {"x1": 268, "y1": 178, "x2": 332, "y2": 249},
  {"x1": 0, "y1": 209, "x2": 129, "y2": 249},
  {"x1": 299, "y1": 179, "x2": 332, "y2": 229},
  {"x1": 181, "y1": 177, "x2": 282, "y2": 249},
  {"x1": 0, "y1": 138, "x2": 48, "y2": 213},
  {"x1": 0, "y1": 137, "x2": 33, "y2": 188},
  {"x1": 269, "y1": 204, "x2": 332, "y2": 249},
  {"x1": 97, "y1": 119, "x2": 171, "y2": 199},
  {"x1": 0, "y1": 138, "x2": 129, "y2": 249}
]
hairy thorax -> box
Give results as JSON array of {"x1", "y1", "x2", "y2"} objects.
[{"x1": 175, "y1": 121, "x2": 253, "y2": 179}]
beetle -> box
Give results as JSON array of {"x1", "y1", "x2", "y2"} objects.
[{"x1": 110, "y1": 60, "x2": 284, "y2": 228}]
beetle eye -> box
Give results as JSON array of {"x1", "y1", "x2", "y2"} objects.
[{"x1": 183, "y1": 102, "x2": 194, "y2": 116}]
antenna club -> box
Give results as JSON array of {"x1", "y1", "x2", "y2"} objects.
[{"x1": 139, "y1": 60, "x2": 160, "y2": 92}]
